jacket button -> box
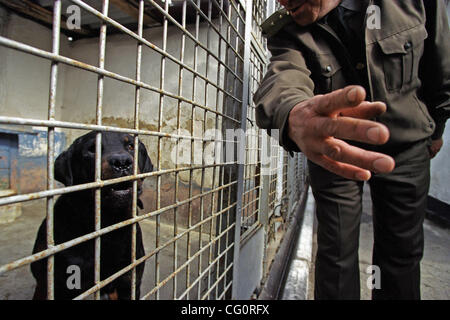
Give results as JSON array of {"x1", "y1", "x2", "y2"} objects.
[
  {"x1": 325, "y1": 65, "x2": 332, "y2": 72},
  {"x1": 404, "y1": 41, "x2": 412, "y2": 50},
  {"x1": 356, "y1": 63, "x2": 365, "y2": 70}
]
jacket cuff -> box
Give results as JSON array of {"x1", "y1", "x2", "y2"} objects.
[{"x1": 275, "y1": 98, "x2": 307, "y2": 153}]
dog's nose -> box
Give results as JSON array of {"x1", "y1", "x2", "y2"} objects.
[{"x1": 109, "y1": 153, "x2": 133, "y2": 173}]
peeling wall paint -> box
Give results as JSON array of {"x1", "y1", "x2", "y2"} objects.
[
  {"x1": 0, "y1": 129, "x2": 65, "y2": 194},
  {"x1": 18, "y1": 130, "x2": 65, "y2": 158}
]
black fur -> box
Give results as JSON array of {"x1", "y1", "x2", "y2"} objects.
[{"x1": 31, "y1": 131, "x2": 153, "y2": 300}]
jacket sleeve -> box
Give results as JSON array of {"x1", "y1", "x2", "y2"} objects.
[
  {"x1": 253, "y1": 29, "x2": 315, "y2": 152},
  {"x1": 421, "y1": 0, "x2": 450, "y2": 140}
]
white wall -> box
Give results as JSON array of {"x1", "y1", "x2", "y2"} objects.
[
  {"x1": 0, "y1": 10, "x2": 235, "y2": 188},
  {"x1": 0, "y1": 11, "x2": 70, "y2": 122},
  {"x1": 59, "y1": 23, "x2": 227, "y2": 187}
]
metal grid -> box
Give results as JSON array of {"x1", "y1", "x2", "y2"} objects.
[
  {"x1": 0, "y1": 0, "x2": 245, "y2": 300},
  {"x1": 239, "y1": 36, "x2": 266, "y2": 239},
  {"x1": 251, "y1": 0, "x2": 267, "y2": 44},
  {"x1": 268, "y1": 139, "x2": 281, "y2": 214},
  {"x1": 0, "y1": 0, "x2": 307, "y2": 300}
]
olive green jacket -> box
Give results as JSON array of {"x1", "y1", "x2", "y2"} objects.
[{"x1": 254, "y1": 0, "x2": 450, "y2": 152}]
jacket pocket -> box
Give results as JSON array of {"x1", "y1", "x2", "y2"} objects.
[
  {"x1": 414, "y1": 94, "x2": 434, "y2": 130},
  {"x1": 315, "y1": 53, "x2": 343, "y2": 93},
  {"x1": 377, "y1": 25, "x2": 428, "y2": 92}
]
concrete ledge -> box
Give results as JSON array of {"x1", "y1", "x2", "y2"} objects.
[
  {"x1": 258, "y1": 185, "x2": 310, "y2": 300},
  {"x1": 281, "y1": 188, "x2": 315, "y2": 300}
]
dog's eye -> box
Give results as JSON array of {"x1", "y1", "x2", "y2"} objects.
[{"x1": 127, "y1": 143, "x2": 134, "y2": 152}]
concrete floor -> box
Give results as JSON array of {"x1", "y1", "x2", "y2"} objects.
[
  {"x1": 0, "y1": 199, "x2": 224, "y2": 300},
  {"x1": 308, "y1": 183, "x2": 450, "y2": 300}
]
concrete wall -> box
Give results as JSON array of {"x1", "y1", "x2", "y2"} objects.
[
  {"x1": 429, "y1": 2, "x2": 450, "y2": 204},
  {"x1": 0, "y1": 8, "x2": 240, "y2": 194},
  {"x1": 0, "y1": 10, "x2": 70, "y2": 122},
  {"x1": 0, "y1": 9, "x2": 68, "y2": 194},
  {"x1": 0, "y1": 8, "x2": 245, "y2": 230},
  {"x1": 59, "y1": 23, "x2": 227, "y2": 187}
]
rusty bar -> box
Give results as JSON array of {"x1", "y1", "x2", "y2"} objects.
[
  {"x1": 215, "y1": 0, "x2": 235, "y2": 300},
  {"x1": 152, "y1": 0, "x2": 169, "y2": 301},
  {"x1": 202, "y1": 262, "x2": 234, "y2": 300},
  {"x1": 0, "y1": 115, "x2": 238, "y2": 141},
  {"x1": 92, "y1": 0, "x2": 109, "y2": 301},
  {"x1": 196, "y1": 0, "x2": 214, "y2": 299},
  {"x1": 8, "y1": 197, "x2": 234, "y2": 281},
  {"x1": 141, "y1": 222, "x2": 236, "y2": 300},
  {"x1": 221, "y1": 0, "x2": 239, "y2": 299},
  {"x1": 215, "y1": 134, "x2": 226, "y2": 299},
  {"x1": 241, "y1": 195, "x2": 259, "y2": 211},
  {"x1": 187, "y1": 0, "x2": 244, "y2": 59},
  {"x1": 217, "y1": 280, "x2": 233, "y2": 300},
  {"x1": 146, "y1": 0, "x2": 244, "y2": 78},
  {"x1": 77, "y1": 208, "x2": 237, "y2": 300},
  {"x1": 0, "y1": 162, "x2": 236, "y2": 207},
  {"x1": 229, "y1": 0, "x2": 246, "y2": 24},
  {"x1": 130, "y1": 0, "x2": 145, "y2": 301},
  {"x1": 171, "y1": 0, "x2": 188, "y2": 299},
  {"x1": 207, "y1": 0, "x2": 226, "y2": 299},
  {"x1": 178, "y1": 242, "x2": 234, "y2": 300},
  {"x1": 231, "y1": 0, "x2": 253, "y2": 300},
  {"x1": 210, "y1": 0, "x2": 245, "y2": 40},
  {"x1": 0, "y1": 181, "x2": 237, "y2": 276},
  {"x1": 45, "y1": 0, "x2": 61, "y2": 300},
  {"x1": 184, "y1": 0, "x2": 201, "y2": 295}
]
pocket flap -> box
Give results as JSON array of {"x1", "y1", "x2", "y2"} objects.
[{"x1": 378, "y1": 25, "x2": 428, "y2": 55}]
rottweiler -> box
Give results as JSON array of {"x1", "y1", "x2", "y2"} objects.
[{"x1": 31, "y1": 131, "x2": 153, "y2": 300}]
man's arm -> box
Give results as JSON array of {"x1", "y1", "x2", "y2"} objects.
[
  {"x1": 254, "y1": 31, "x2": 395, "y2": 181},
  {"x1": 254, "y1": 32, "x2": 315, "y2": 152}
]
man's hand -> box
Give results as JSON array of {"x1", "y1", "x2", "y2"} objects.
[
  {"x1": 429, "y1": 138, "x2": 443, "y2": 159},
  {"x1": 288, "y1": 85, "x2": 396, "y2": 181}
]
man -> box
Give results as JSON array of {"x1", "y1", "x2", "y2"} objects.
[{"x1": 254, "y1": 0, "x2": 450, "y2": 299}]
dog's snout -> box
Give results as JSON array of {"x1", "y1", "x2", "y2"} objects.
[{"x1": 109, "y1": 153, "x2": 133, "y2": 173}]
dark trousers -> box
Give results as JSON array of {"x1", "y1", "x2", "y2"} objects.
[{"x1": 309, "y1": 139, "x2": 431, "y2": 300}]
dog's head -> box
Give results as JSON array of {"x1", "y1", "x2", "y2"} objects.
[{"x1": 55, "y1": 131, "x2": 153, "y2": 209}]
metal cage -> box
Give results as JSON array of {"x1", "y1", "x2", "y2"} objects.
[{"x1": 0, "y1": 0, "x2": 307, "y2": 300}]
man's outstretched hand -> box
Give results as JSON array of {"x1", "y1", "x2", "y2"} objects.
[{"x1": 288, "y1": 86, "x2": 396, "y2": 181}]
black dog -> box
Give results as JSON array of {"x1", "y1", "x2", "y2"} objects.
[{"x1": 31, "y1": 131, "x2": 153, "y2": 300}]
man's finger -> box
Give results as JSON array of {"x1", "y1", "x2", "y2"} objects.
[
  {"x1": 314, "y1": 116, "x2": 390, "y2": 145},
  {"x1": 338, "y1": 101, "x2": 387, "y2": 120},
  {"x1": 315, "y1": 85, "x2": 366, "y2": 116},
  {"x1": 322, "y1": 138, "x2": 396, "y2": 173},
  {"x1": 309, "y1": 153, "x2": 372, "y2": 181}
]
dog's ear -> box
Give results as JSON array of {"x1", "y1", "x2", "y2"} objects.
[
  {"x1": 54, "y1": 145, "x2": 74, "y2": 186},
  {"x1": 138, "y1": 140, "x2": 154, "y2": 174}
]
